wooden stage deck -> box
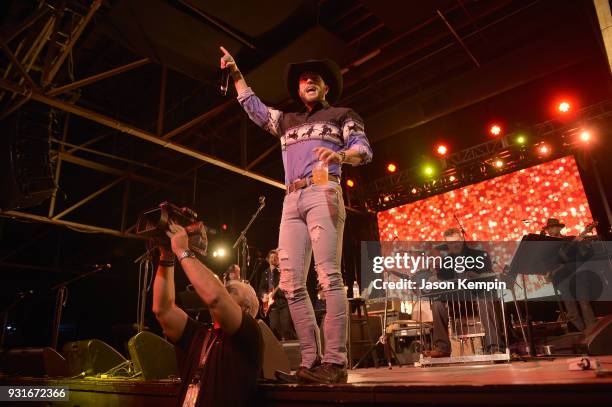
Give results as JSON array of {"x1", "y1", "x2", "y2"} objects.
[
  {"x1": 1, "y1": 356, "x2": 611, "y2": 406},
  {"x1": 259, "y1": 356, "x2": 612, "y2": 406}
]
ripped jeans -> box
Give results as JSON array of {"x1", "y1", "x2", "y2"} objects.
[{"x1": 277, "y1": 181, "x2": 347, "y2": 367}]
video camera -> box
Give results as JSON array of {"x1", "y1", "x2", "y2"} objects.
[{"x1": 136, "y1": 201, "x2": 207, "y2": 256}]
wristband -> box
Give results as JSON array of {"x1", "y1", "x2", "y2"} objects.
[
  {"x1": 178, "y1": 249, "x2": 196, "y2": 263},
  {"x1": 159, "y1": 258, "x2": 175, "y2": 268}
]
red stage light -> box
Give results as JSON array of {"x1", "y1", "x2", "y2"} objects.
[
  {"x1": 387, "y1": 163, "x2": 397, "y2": 173},
  {"x1": 490, "y1": 125, "x2": 502, "y2": 136},
  {"x1": 538, "y1": 144, "x2": 551, "y2": 156},
  {"x1": 222, "y1": 224, "x2": 228, "y2": 230},
  {"x1": 558, "y1": 101, "x2": 571, "y2": 113},
  {"x1": 346, "y1": 179, "x2": 355, "y2": 188},
  {"x1": 436, "y1": 144, "x2": 448, "y2": 156},
  {"x1": 580, "y1": 131, "x2": 591, "y2": 143}
]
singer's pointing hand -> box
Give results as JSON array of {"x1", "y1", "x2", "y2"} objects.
[{"x1": 219, "y1": 46, "x2": 238, "y2": 73}]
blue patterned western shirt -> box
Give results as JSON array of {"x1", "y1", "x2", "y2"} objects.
[{"x1": 237, "y1": 87, "x2": 373, "y2": 185}]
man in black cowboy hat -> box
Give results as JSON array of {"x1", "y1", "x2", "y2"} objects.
[
  {"x1": 542, "y1": 218, "x2": 565, "y2": 237},
  {"x1": 219, "y1": 46, "x2": 372, "y2": 384}
]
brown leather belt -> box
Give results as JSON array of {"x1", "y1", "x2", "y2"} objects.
[{"x1": 286, "y1": 175, "x2": 340, "y2": 194}]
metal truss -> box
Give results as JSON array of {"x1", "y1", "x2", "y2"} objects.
[
  {"x1": 0, "y1": 1, "x2": 286, "y2": 239},
  {"x1": 356, "y1": 98, "x2": 612, "y2": 212}
]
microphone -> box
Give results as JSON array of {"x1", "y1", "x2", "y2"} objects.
[{"x1": 220, "y1": 67, "x2": 230, "y2": 96}]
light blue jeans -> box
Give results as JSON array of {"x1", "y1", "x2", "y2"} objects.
[{"x1": 277, "y1": 181, "x2": 347, "y2": 367}]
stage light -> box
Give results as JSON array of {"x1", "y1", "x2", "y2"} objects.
[
  {"x1": 411, "y1": 188, "x2": 418, "y2": 194},
  {"x1": 383, "y1": 195, "x2": 390, "y2": 202},
  {"x1": 558, "y1": 101, "x2": 570, "y2": 113},
  {"x1": 212, "y1": 247, "x2": 227, "y2": 258},
  {"x1": 346, "y1": 179, "x2": 355, "y2": 188},
  {"x1": 436, "y1": 144, "x2": 448, "y2": 156},
  {"x1": 580, "y1": 131, "x2": 591, "y2": 143},
  {"x1": 494, "y1": 159, "x2": 504, "y2": 168},
  {"x1": 449, "y1": 175, "x2": 456, "y2": 182},
  {"x1": 490, "y1": 124, "x2": 502, "y2": 136},
  {"x1": 516, "y1": 135, "x2": 526, "y2": 145},
  {"x1": 222, "y1": 223, "x2": 228, "y2": 231},
  {"x1": 537, "y1": 143, "x2": 551, "y2": 156},
  {"x1": 387, "y1": 163, "x2": 397, "y2": 173},
  {"x1": 423, "y1": 165, "x2": 434, "y2": 176}
]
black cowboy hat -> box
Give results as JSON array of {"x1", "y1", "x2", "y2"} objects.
[
  {"x1": 285, "y1": 59, "x2": 343, "y2": 105},
  {"x1": 544, "y1": 218, "x2": 565, "y2": 229}
]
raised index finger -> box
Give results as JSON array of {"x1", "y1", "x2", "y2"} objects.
[{"x1": 219, "y1": 46, "x2": 230, "y2": 56}]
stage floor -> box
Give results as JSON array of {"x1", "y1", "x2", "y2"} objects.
[
  {"x1": 259, "y1": 356, "x2": 612, "y2": 406},
  {"x1": 2, "y1": 356, "x2": 611, "y2": 406}
]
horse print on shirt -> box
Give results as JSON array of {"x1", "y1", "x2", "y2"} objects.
[{"x1": 281, "y1": 121, "x2": 343, "y2": 150}]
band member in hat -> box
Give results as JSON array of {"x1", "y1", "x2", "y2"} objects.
[
  {"x1": 220, "y1": 46, "x2": 372, "y2": 383},
  {"x1": 542, "y1": 218, "x2": 565, "y2": 237}
]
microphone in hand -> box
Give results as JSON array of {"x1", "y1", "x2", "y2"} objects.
[{"x1": 220, "y1": 68, "x2": 230, "y2": 96}]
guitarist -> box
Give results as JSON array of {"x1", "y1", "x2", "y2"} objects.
[
  {"x1": 544, "y1": 218, "x2": 597, "y2": 331},
  {"x1": 258, "y1": 250, "x2": 296, "y2": 341}
]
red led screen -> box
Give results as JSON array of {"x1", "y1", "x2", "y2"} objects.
[{"x1": 376, "y1": 156, "x2": 595, "y2": 299}]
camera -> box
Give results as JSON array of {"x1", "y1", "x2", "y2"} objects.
[{"x1": 136, "y1": 201, "x2": 207, "y2": 256}]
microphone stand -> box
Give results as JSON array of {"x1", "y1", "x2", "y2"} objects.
[
  {"x1": 247, "y1": 258, "x2": 265, "y2": 284},
  {"x1": 453, "y1": 213, "x2": 467, "y2": 240},
  {"x1": 353, "y1": 267, "x2": 401, "y2": 369},
  {"x1": 134, "y1": 247, "x2": 155, "y2": 334},
  {"x1": 233, "y1": 198, "x2": 265, "y2": 281},
  {"x1": 50, "y1": 264, "x2": 110, "y2": 349}
]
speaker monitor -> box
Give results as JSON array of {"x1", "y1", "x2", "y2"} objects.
[
  {"x1": 128, "y1": 331, "x2": 179, "y2": 380},
  {"x1": 0, "y1": 347, "x2": 69, "y2": 377},
  {"x1": 61, "y1": 339, "x2": 126, "y2": 377},
  {"x1": 0, "y1": 106, "x2": 57, "y2": 210},
  {"x1": 258, "y1": 320, "x2": 290, "y2": 380}
]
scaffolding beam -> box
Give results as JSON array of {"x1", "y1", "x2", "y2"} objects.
[
  {"x1": 47, "y1": 58, "x2": 150, "y2": 96},
  {"x1": 0, "y1": 210, "x2": 143, "y2": 239},
  {"x1": 0, "y1": 77, "x2": 285, "y2": 190},
  {"x1": 43, "y1": 0, "x2": 103, "y2": 85},
  {"x1": 52, "y1": 177, "x2": 124, "y2": 220}
]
